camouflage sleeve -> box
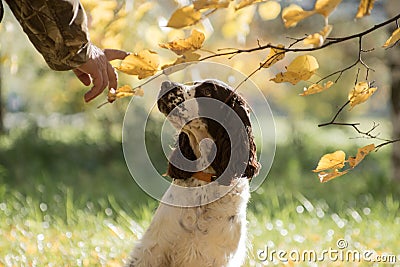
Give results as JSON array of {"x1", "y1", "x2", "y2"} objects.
[{"x1": 5, "y1": 0, "x2": 92, "y2": 71}]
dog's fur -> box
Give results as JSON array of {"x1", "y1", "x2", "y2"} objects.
[{"x1": 126, "y1": 79, "x2": 260, "y2": 267}]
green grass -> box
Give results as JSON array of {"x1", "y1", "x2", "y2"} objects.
[
  {"x1": 1, "y1": 125, "x2": 400, "y2": 266},
  {"x1": 1, "y1": 183, "x2": 399, "y2": 266}
]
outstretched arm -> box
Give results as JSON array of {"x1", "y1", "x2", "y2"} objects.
[{"x1": 5, "y1": 0, "x2": 128, "y2": 102}]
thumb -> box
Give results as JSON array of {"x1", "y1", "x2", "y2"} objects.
[{"x1": 104, "y1": 49, "x2": 130, "y2": 61}]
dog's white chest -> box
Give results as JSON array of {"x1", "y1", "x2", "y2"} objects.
[{"x1": 128, "y1": 178, "x2": 250, "y2": 267}]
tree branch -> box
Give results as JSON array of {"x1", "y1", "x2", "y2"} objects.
[{"x1": 199, "y1": 14, "x2": 400, "y2": 61}]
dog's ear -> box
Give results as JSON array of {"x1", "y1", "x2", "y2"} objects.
[
  {"x1": 167, "y1": 132, "x2": 196, "y2": 179},
  {"x1": 233, "y1": 95, "x2": 260, "y2": 179},
  {"x1": 211, "y1": 90, "x2": 260, "y2": 184}
]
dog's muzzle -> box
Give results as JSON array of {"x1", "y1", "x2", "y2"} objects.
[{"x1": 157, "y1": 81, "x2": 183, "y2": 115}]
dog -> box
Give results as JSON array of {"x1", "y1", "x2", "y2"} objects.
[{"x1": 126, "y1": 79, "x2": 260, "y2": 267}]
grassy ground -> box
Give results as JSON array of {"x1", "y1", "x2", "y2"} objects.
[{"x1": 1, "y1": 124, "x2": 400, "y2": 266}]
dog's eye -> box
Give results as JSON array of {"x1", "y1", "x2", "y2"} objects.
[{"x1": 203, "y1": 88, "x2": 212, "y2": 96}]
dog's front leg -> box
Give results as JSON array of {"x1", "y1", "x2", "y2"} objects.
[{"x1": 125, "y1": 202, "x2": 174, "y2": 266}]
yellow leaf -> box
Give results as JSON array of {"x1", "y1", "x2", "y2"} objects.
[
  {"x1": 107, "y1": 85, "x2": 144, "y2": 102},
  {"x1": 318, "y1": 169, "x2": 348, "y2": 183},
  {"x1": 314, "y1": 0, "x2": 342, "y2": 18},
  {"x1": 159, "y1": 29, "x2": 205, "y2": 55},
  {"x1": 116, "y1": 50, "x2": 159, "y2": 79},
  {"x1": 313, "y1": 150, "x2": 346, "y2": 172},
  {"x1": 355, "y1": 0, "x2": 375, "y2": 18},
  {"x1": 300, "y1": 81, "x2": 333, "y2": 96},
  {"x1": 282, "y1": 4, "x2": 314, "y2": 28},
  {"x1": 193, "y1": 0, "x2": 231, "y2": 10},
  {"x1": 348, "y1": 144, "x2": 375, "y2": 168},
  {"x1": 261, "y1": 44, "x2": 285, "y2": 68},
  {"x1": 161, "y1": 52, "x2": 201, "y2": 70},
  {"x1": 258, "y1": 1, "x2": 281, "y2": 21},
  {"x1": 166, "y1": 5, "x2": 202, "y2": 29},
  {"x1": 382, "y1": 28, "x2": 400, "y2": 48},
  {"x1": 235, "y1": 0, "x2": 263, "y2": 10},
  {"x1": 270, "y1": 55, "x2": 319, "y2": 85},
  {"x1": 303, "y1": 25, "x2": 333, "y2": 47},
  {"x1": 304, "y1": 34, "x2": 324, "y2": 48},
  {"x1": 348, "y1": 82, "x2": 377, "y2": 110}
]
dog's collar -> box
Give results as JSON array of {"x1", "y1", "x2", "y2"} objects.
[{"x1": 192, "y1": 171, "x2": 217, "y2": 183}]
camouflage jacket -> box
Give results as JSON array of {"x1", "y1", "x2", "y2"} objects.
[{"x1": 3, "y1": 0, "x2": 91, "y2": 71}]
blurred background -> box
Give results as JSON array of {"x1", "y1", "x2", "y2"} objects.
[{"x1": 0, "y1": 0, "x2": 399, "y2": 266}]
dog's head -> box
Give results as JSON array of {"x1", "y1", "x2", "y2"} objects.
[{"x1": 157, "y1": 79, "x2": 260, "y2": 185}]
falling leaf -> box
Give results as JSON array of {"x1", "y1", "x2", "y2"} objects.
[
  {"x1": 355, "y1": 0, "x2": 375, "y2": 18},
  {"x1": 261, "y1": 44, "x2": 285, "y2": 68},
  {"x1": 166, "y1": 5, "x2": 202, "y2": 29},
  {"x1": 314, "y1": 0, "x2": 342, "y2": 18},
  {"x1": 159, "y1": 29, "x2": 205, "y2": 55},
  {"x1": 303, "y1": 25, "x2": 333, "y2": 47},
  {"x1": 270, "y1": 55, "x2": 319, "y2": 85},
  {"x1": 108, "y1": 85, "x2": 144, "y2": 102},
  {"x1": 161, "y1": 51, "x2": 201, "y2": 70},
  {"x1": 282, "y1": 4, "x2": 314, "y2": 28},
  {"x1": 313, "y1": 150, "x2": 346, "y2": 172},
  {"x1": 235, "y1": 0, "x2": 263, "y2": 10},
  {"x1": 117, "y1": 50, "x2": 159, "y2": 79},
  {"x1": 193, "y1": 0, "x2": 231, "y2": 10},
  {"x1": 382, "y1": 28, "x2": 400, "y2": 48},
  {"x1": 348, "y1": 144, "x2": 375, "y2": 168},
  {"x1": 300, "y1": 81, "x2": 334, "y2": 96},
  {"x1": 258, "y1": 1, "x2": 281, "y2": 21},
  {"x1": 318, "y1": 169, "x2": 348, "y2": 183},
  {"x1": 348, "y1": 82, "x2": 377, "y2": 110}
]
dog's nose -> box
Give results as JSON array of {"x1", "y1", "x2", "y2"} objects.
[{"x1": 159, "y1": 81, "x2": 175, "y2": 98}]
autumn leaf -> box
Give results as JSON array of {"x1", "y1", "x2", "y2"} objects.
[
  {"x1": 355, "y1": 0, "x2": 375, "y2": 19},
  {"x1": 382, "y1": 28, "x2": 400, "y2": 48},
  {"x1": 235, "y1": 0, "x2": 263, "y2": 10},
  {"x1": 282, "y1": 4, "x2": 314, "y2": 28},
  {"x1": 261, "y1": 44, "x2": 285, "y2": 68},
  {"x1": 166, "y1": 5, "x2": 202, "y2": 29},
  {"x1": 348, "y1": 144, "x2": 375, "y2": 168},
  {"x1": 318, "y1": 169, "x2": 348, "y2": 183},
  {"x1": 314, "y1": 144, "x2": 375, "y2": 183},
  {"x1": 107, "y1": 85, "x2": 144, "y2": 103},
  {"x1": 348, "y1": 81, "x2": 377, "y2": 110},
  {"x1": 161, "y1": 51, "x2": 201, "y2": 70},
  {"x1": 193, "y1": 0, "x2": 231, "y2": 10},
  {"x1": 314, "y1": 0, "x2": 342, "y2": 18},
  {"x1": 300, "y1": 81, "x2": 334, "y2": 96},
  {"x1": 304, "y1": 25, "x2": 333, "y2": 47},
  {"x1": 258, "y1": 1, "x2": 281, "y2": 21},
  {"x1": 159, "y1": 29, "x2": 205, "y2": 55},
  {"x1": 313, "y1": 150, "x2": 346, "y2": 172},
  {"x1": 270, "y1": 55, "x2": 319, "y2": 85},
  {"x1": 117, "y1": 50, "x2": 159, "y2": 79}
]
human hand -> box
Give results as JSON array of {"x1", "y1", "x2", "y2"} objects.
[{"x1": 73, "y1": 45, "x2": 129, "y2": 102}]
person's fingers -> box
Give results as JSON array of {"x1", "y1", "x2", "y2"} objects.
[
  {"x1": 107, "y1": 62, "x2": 118, "y2": 91},
  {"x1": 73, "y1": 69, "x2": 91, "y2": 86},
  {"x1": 104, "y1": 49, "x2": 130, "y2": 61},
  {"x1": 84, "y1": 67, "x2": 108, "y2": 102},
  {"x1": 79, "y1": 46, "x2": 128, "y2": 102}
]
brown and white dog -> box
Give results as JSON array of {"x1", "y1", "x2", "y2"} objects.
[{"x1": 126, "y1": 79, "x2": 260, "y2": 267}]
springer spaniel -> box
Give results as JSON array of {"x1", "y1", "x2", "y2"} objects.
[{"x1": 126, "y1": 79, "x2": 260, "y2": 267}]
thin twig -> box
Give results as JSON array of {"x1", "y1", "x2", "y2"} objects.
[
  {"x1": 376, "y1": 139, "x2": 400, "y2": 150},
  {"x1": 316, "y1": 36, "x2": 374, "y2": 83},
  {"x1": 318, "y1": 100, "x2": 351, "y2": 127}
]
